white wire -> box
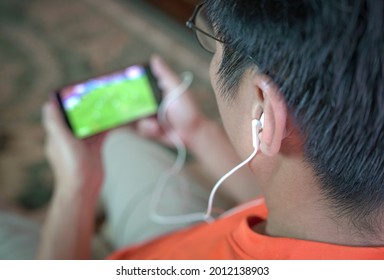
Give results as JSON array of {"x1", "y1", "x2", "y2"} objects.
[
  {"x1": 150, "y1": 72, "x2": 260, "y2": 225},
  {"x1": 149, "y1": 72, "x2": 208, "y2": 224},
  {"x1": 203, "y1": 148, "x2": 258, "y2": 221}
]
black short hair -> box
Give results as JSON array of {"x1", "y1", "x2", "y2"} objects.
[{"x1": 206, "y1": 0, "x2": 384, "y2": 235}]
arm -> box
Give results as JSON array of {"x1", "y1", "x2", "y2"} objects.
[
  {"x1": 37, "y1": 186, "x2": 97, "y2": 259},
  {"x1": 39, "y1": 102, "x2": 106, "y2": 259},
  {"x1": 137, "y1": 56, "x2": 260, "y2": 204}
]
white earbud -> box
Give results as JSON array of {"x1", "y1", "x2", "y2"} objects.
[{"x1": 252, "y1": 113, "x2": 264, "y2": 149}]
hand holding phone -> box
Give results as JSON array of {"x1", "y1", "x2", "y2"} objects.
[
  {"x1": 42, "y1": 101, "x2": 106, "y2": 193},
  {"x1": 55, "y1": 64, "x2": 162, "y2": 138},
  {"x1": 135, "y1": 56, "x2": 206, "y2": 149}
]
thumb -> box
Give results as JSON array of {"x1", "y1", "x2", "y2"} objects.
[
  {"x1": 150, "y1": 55, "x2": 181, "y2": 95},
  {"x1": 42, "y1": 101, "x2": 73, "y2": 142},
  {"x1": 136, "y1": 118, "x2": 162, "y2": 137}
]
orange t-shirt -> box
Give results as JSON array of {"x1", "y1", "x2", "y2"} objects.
[{"x1": 108, "y1": 198, "x2": 384, "y2": 260}]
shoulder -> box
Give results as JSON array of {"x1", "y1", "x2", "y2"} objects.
[{"x1": 108, "y1": 197, "x2": 267, "y2": 260}]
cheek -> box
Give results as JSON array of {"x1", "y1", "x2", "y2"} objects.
[
  {"x1": 209, "y1": 41, "x2": 224, "y2": 92},
  {"x1": 209, "y1": 47, "x2": 229, "y2": 131},
  {"x1": 209, "y1": 47, "x2": 220, "y2": 92},
  {"x1": 209, "y1": 64, "x2": 247, "y2": 156},
  {"x1": 209, "y1": 49, "x2": 231, "y2": 134},
  {"x1": 208, "y1": 46, "x2": 253, "y2": 159}
]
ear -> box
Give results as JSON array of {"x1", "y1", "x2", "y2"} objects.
[{"x1": 253, "y1": 74, "x2": 287, "y2": 156}]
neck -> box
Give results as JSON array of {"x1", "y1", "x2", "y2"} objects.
[{"x1": 260, "y1": 156, "x2": 384, "y2": 247}]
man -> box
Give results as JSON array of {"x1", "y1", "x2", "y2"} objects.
[{"x1": 40, "y1": 0, "x2": 384, "y2": 259}]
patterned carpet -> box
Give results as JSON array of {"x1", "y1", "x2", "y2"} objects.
[{"x1": 0, "y1": 0, "x2": 216, "y2": 209}]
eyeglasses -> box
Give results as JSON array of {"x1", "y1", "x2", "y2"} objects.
[
  {"x1": 186, "y1": 3, "x2": 223, "y2": 54},
  {"x1": 186, "y1": 3, "x2": 259, "y2": 66}
]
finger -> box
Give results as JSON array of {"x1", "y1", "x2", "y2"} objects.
[
  {"x1": 136, "y1": 118, "x2": 175, "y2": 146},
  {"x1": 84, "y1": 131, "x2": 107, "y2": 149},
  {"x1": 42, "y1": 101, "x2": 72, "y2": 141},
  {"x1": 150, "y1": 55, "x2": 182, "y2": 95},
  {"x1": 136, "y1": 118, "x2": 162, "y2": 138}
]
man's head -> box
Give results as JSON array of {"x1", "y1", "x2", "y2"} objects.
[{"x1": 204, "y1": 0, "x2": 384, "y2": 235}]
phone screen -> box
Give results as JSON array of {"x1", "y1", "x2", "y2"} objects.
[{"x1": 56, "y1": 64, "x2": 161, "y2": 138}]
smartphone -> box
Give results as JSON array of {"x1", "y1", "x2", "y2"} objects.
[{"x1": 55, "y1": 64, "x2": 162, "y2": 139}]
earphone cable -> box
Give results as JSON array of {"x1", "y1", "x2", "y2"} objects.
[{"x1": 150, "y1": 72, "x2": 261, "y2": 224}]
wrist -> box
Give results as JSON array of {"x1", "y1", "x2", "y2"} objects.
[
  {"x1": 54, "y1": 181, "x2": 100, "y2": 206},
  {"x1": 54, "y1": 167, "x2": 103, "y2": 197}
]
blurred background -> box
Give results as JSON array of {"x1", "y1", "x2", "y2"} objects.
[{"x1": 0, "y1": 0, "x2": 217, "y2": 213}]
